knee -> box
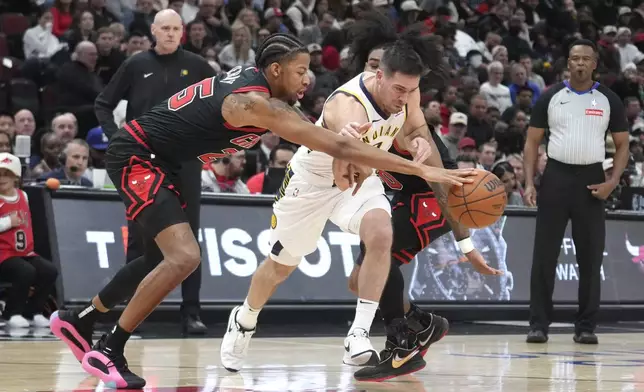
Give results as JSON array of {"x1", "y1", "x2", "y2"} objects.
[
  {"x1": 264, "y1": 256, "x2": 297, "y2": 285},
  {"x1": 166, "y1": 241, "x2": 201, "y2": 275},
  {"x1": 40, "y1": 261, "x2": 58, "y2": 282},
  {"x1": 13, "y1": 263, "x2": 36, "y2": 285},
  {"x1": 361, "y1": 215, "x2": 393, "y2": 254}
]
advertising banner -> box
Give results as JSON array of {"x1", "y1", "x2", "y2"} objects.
[{"x1": 51, "y1": 196, "x2": 644, "y2": 304}]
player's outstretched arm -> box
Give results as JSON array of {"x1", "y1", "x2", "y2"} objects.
[{"x1": 221, "y1": 92, "x2": 475, "y2": 185}]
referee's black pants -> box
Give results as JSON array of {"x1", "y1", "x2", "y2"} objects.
[
  {"x1": 529, "y1": 158, "x2": 606, "y2": 335},
  {"x1": 121, "y1": 161, "x2": 203, "y2": 315}
]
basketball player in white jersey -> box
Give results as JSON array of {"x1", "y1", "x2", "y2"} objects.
[{"x1": 219, "y1": 27, "x2": 468, "y2": 370}]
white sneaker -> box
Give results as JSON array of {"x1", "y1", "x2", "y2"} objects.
[
  {"x1": 342, "y1": 328, "x2": 379, "y2": 366},
  {"x1": 220, "y1": 305, "x2": 256, "y2": 372},
  {"x1": 7, "y1": 315, "x2": 30, "y2": 328},
  {"x1": 31, "y1": 314, "x2": 50, "y2": 328}
]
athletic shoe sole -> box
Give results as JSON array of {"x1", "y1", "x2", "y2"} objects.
[{"x1": 50, "y1": 310, "x2": 91, "y2": 362}]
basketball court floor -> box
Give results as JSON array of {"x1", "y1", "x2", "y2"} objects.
[{"x1": 2, "y1": 324, "x2": 644, "y2": 392}]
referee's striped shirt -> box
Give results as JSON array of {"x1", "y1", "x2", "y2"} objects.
[{"x1": 529, "y1": 80, "x2": 628, "y2": 165}]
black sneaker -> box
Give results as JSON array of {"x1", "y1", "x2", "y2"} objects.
[
  {"x1": 353, "y1": 319, "x2": 426, "y2": 382},
  {"x1": 81, "y1": 334, "x2": 146, "y2": 389},
  {"x1": 526, "y1": 329, "x2": 548, "y2": 343},
  {"x1": 573, "y1": 331, "x2": 598, "y2": 345},
  {"x1": 406, "y1": 305, "x2": 449, "y2": 357},
  {"x1": 50, "y1": 310, "x2": 93, "y2": 362},
  {"x1": 182, "y1": 314, "x2": 208, "y2": 335}
]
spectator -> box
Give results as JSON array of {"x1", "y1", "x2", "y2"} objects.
[
  {"x1": 31, "y1": 133, "x2": 63, "y2": 178},
  {"x1": 456, "y1": 154, "x2": 478, "y2": 169},
  {"x1": 616, "y1": 27, "x2": 644, "y2": 71},
  {"x1": 55, "y1": 42, "x2": 103, "y2": 134},
  {"x1": 286, "y1": 0, "x2": 316, "y2": 34},
  {"x1": 457, "y1": 137, "x2": 478, "y2": 161},
  {"x1": 218, "y1": 22, "x2": 255, "y2": 70},
  {"x1": 246, "y1": 144, "x2": 296, "y2": 194},
  {"x1": 520, "y1": 54, "x2": 546, "y2": 92},
  {"x1": 183, "y1": 20, "x2": 211, "y2": 54},
  {"x1": 194, "y1": 0, "x2": 231, "y2": 43},
  {"x1": 39, "y1": 139, "x2": 93, "y2": 187},
  {"x1": 0, "y1": 132, "x2": 12, "y2": 154},
  {"x1": 129, "y1": 0, "x2": 157, "y2": 37},
  {"x1": 440, "y1": 112, "x2": 469, "y2": 160},
  {"x1": 263, "y1": 8, "x2": 286, "y2": 34},
  {"x1": 480, "y1": 61, "x2": 512, "y2": 113},
  {"x1": 85, "y1": 126, "x2": 108, "y2": 170},
  {"x1": 307, "y1": 43, "x2": 338, "y2": 92},
  {"x1": 14, "y1": 110, "x2": 36, "y2": 138},
  {"x1": 201, "y1": 151, "x2": 249, "y2": 193},
  {"x1": 507, "y1": 153, "x2": 526, "y2": 188},
  {"x1": 509, "y1": 62, "x2": 540, "y2": 105},
  {"x1": 502, "y1": 85, "x2": 534, "y2": 124},
  {"x1": 51, "y1": 0, "x2": 75, "y2": 37},
  {"x1": 51, "y1": 113, "x2": 78, "y2": 144},
  {"x1": 492, "y1": 160, "x2": 524, "y2": 206},
  {"x1": 502, "y1": 15, "x2": 532, "y2": 62},
  {"x1": 62, "y1": 10, "x2": 97, "y2": 52},
  {"x1": 23, "y1": 8, "x2": 68, "y2": 60},
  {"x1": 0, "y1": 154, "x2": 58, "y2": 329},
  {"x1": 424, "y1": 101, "x2": 446, "y2": 134},
  {"x1": 597, "y1": 25, "x2": 622, "y2": 76},
  {"x1": 95, "y1": 27, "x2": 126, "y2": 86},
  {"x1": 125, "y1": 31, "x2": 147, "y2": 57},
  {"x1": 89, "y1": 0, "x2": 118, "y2": 29},
  {"x1": 478, "y1": 141, "x2": 497, "y2": 170},
  {"x1": 466, "y1": 94, "x2": 494, "y2": 147},
  {"x1": 0, "y1": 113, "x2": 16, "y2": 139}
]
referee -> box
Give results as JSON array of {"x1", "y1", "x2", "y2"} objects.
[
  {"x1": 523, "y1": 39, "x2": 629, "y2": 345},
  {"x1": 94, "y1": 9, "x2": 215, "y2": 334}
]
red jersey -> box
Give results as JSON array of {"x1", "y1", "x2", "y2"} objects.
[{"x1": 0, "y1": 190, "x2": 35, "y2": 263}]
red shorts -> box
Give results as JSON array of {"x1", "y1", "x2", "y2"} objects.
[
  {"x1": 356, "y1": 191, "x2": 452, "y2": 266},
  {"x1": 106, "y1": 124, "x2": 188, "y2": 239}
]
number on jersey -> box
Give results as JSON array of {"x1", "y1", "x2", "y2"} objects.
[
  {"x1": 168, "y1": 77, "x2": 215, "y2": 111},
  {"x1": 15, "y1": 230, "x2": 26, "y2": 251},
  {"x1": 197, "y1": 134, "x2": 262, "y2": 163},
  {"x1": 377, "y1": 170, "x2": 403, "y2": 191}
]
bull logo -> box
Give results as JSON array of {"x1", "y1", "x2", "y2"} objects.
[{"x1": 625, "y1": 235, "x2": 644, "y2": 264}]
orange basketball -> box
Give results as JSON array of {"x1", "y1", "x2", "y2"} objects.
[{"x1": 447, "y1": 168, "x2": 507, "y2": 229}]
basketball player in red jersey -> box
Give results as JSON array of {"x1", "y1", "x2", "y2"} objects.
[
  {"x1": 337, "y1": 15, "x2": 502, "y2": 381},
  {"x1": 0, "y1": 153, "x2": 58, "y2": 329},
  {"x1": 49, "y1": 33, "x2": 475, "y2": 389}
]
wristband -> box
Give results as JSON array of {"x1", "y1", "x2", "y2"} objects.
[{"x1": 458, "y1": 238, "x2": 475, "y2": 254}]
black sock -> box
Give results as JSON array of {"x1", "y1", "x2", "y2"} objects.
[
  {"x1": 379, "y1": 263, "x2": 405, "y2": 327},
  {"x1": 76, "y1": 303, "x2": 101, "y2": 329},
  {"x1": 105, "y1": 323, "x2": 132, "y2": 354}
]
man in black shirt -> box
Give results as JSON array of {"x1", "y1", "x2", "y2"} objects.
[{"x1": 94, "y1": 10, "x2": 214, "y2": 334}]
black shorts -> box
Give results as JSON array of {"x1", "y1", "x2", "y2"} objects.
[
  {"x1": 105, "y1": 121, "x2": 188, "y2": 239},
  {"x1": 356, "y1": 191, "x2": 452, "y2": 266}
]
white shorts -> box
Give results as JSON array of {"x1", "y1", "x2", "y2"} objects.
[{"x1": 269, "y1": 170, "x2": 391, "y2": 266}]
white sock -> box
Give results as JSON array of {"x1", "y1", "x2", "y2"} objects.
[
  {"x1": 236, "y1": 298, "x2": 261, "y2": 330},
  {"x1": 349, "y1": 298, "x2": 379, "y2": 335}
]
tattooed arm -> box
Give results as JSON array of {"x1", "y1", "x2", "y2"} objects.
[{"x1": 220, "y1": 92, "x2": 474, "y2": 184}]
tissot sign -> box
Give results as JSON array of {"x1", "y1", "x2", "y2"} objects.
[{"x1": 49, "y1": 195, "x2": 644, "y2": 304}]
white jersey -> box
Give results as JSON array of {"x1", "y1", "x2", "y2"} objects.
[{"x1": 289, "y1": 72, "x2": 408, "y2": 185}]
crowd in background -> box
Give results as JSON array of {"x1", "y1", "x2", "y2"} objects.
[{"x1": 0, "y1": 0, "x2": 643, "y2": 210}]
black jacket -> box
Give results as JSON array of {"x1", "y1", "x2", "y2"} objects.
[{"x1": 95, "y1": 48, "x2": 215, "y2": 139}]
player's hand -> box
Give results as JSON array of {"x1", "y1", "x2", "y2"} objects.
[
  {"x1": 523, "y1": 184, "x2": 537, "y2": 207},
  {"x1": 587, "y1": 180, "x2": 618, "y2": 200},
  {"x1": 9, "y1": 212, "x2": 22, "y2": 228},
  {"x1": 419, "y1": 167, "x2": 476, "y2": 186},
  {"x1": 348, "y1": 163, "x2": 372, "y2": 196},
  {"x1": 465, "y1": 249, "x2": 503, "y2": 275},
  {"x1": 408, "y1": 137, "x2": 432, "y2": 163},
  {"x1": 339, "y1": 122, "x2": 370, "y2": 138}
]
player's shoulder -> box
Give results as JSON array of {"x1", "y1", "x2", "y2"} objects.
[
  {"x1": 595, "y1": 83, "x2": 623, "y2": 104},
  {"x1": 538, "y1": 82, "x2": 566, "y2": 104}
]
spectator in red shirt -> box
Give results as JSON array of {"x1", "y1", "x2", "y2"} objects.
[
  {"x1": 52, "y1": 0, "x2": 75, "y2": 37},
  {"x1": 246, "y1": 144, "x2": 296, "y2": 194}
]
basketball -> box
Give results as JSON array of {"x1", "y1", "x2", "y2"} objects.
[{"x1": 447, "y1": 168, "x2": 507, "y2": 229}]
